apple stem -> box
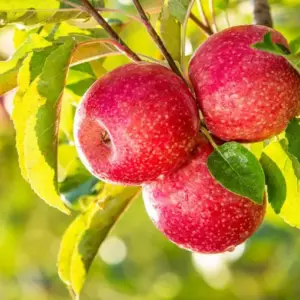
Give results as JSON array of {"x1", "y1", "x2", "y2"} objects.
[
  {"x1": 190, "y1": 13, "x2": 214, "y2": 36},
  {"x1": 252, "y1": 0, "x2": 273, "y2": 28},
  {"x1": 200, "y1": 127, "x2": 219, "y2": 149},
  {"x1": 132, "y1": 0, "x2": 184, "y2": 80},
  {"x1": 78, "y1": 0, "x2": 141, "y2": 62}
]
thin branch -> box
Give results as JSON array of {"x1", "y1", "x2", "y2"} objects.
[
  {"x1": 76, "y1": 0, "x2": 141, "y2": 62},
  {"x1": 252, "y1": 0, "x2": 273, "y2": 27},
  {"x1": 196, "y1": 0, "x2": 211, "y2": 30},
  {"x1": 209, "y1": 0, "x2": 218, "y2": 32},
  {"x1": 132, "y1": 0, "x2": 183, "y2": 79},
  {"x1": 190, "y1": 13, "x2": 214, "y2": 36}
]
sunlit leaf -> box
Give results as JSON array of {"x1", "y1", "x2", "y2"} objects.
[
  {"x1": 12, "y1": 40, "x2": 75, "y2": 214},
  {"x1": 58, "y1": 185, "x2": 140, "y2": 296},
  {"x1": 0, "y1": 0, "x2": 104, "y2": 27},
  {"x1": 207, "y1": 142, "x2": 265, "y2": 204},
  {"x1": 0, "y1": 33, "x2": 51, "y2": 95},
  {"x1": 157, "y1": 1, "x2": 181, "y2": 61},
  {"x1": 262, "y1": 140, "x2": 300, "y2": 227}
]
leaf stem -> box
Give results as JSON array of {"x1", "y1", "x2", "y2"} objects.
[
  {"x1": 132, "y1": 0, "x2": 183, "y2": 79},
  {"x1": 201, "y1": 127, "x2": 218, "y2": 149},
  {"x1": 76, "y1": 0, "x2": 141, "y2": 62}
]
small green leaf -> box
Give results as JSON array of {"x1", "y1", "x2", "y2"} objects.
[
  {"x1": 260, "y1": 153, "x2": 286, "y2": 214},
  {"x1": 262, "y1": 140, "x2": 300, "y2": 227},
  {"x1": 157, "y1": 2, "x2": 181, "y2": 62},
  {"x1": 207, "y1": 142, "x2": 265, "y2": 204},
  {"x1": 286, "y1": 118, "x2": 300, "y2": 163},
  {"x1": 253, "y1": 33, "x2": 300, "y2": 74},
  {"x1": 58, "y1": 185, "x2": 140, "y2": 296}
]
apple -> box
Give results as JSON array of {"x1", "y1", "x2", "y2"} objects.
[
  {"x1": 143, "y1": 135, "x2": 266, "y2": 253},
  {"x1": 189, "y1": 25, "x2": 300, "y2": 142},
  {"x1": 74, "y1": 62, "x2": 199, "y2": 185}
]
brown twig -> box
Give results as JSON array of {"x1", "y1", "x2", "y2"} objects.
[
  {"x1": 252, "y1": 0, "x2": 273, "y2": 27},
  {"x1": 77, "y1": 0, "x2": 141, "y2": 62},
  {"x1": 132, "y1": 0, "x2": 184, "y2": 79},
  {"x1": 190, "y1": 13, "x2": 214, "y2": 36}
]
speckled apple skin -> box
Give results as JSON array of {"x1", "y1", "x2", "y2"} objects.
[
  {"x1": 143, "y1": 135, "x2": 266, "y2": 253},
  {"x1": 189, "y1": 25, "x2": 300, "y2": 142},
  {"x1": 74, "y1": 63, "x2": 199, "y2": 185}
]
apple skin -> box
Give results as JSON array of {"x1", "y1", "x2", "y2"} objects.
[
  {"x1": 189, "y1": 25, "x2": 300, "y2": 142},
  {"x1": 142, "y1": 135, "x2": 266, "y2": 253},
  {"x1": 74, "y1": 63, "x2": 199, "y2": 185}
]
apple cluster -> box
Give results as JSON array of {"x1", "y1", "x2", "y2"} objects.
[{"x1": 74, "y1": 25, "x2": 300, "y2": 253}]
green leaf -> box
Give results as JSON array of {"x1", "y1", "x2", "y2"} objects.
[
  {"x1": 157, "y1": 1, "x2": 181, "y2": 62},
  {"x1": 12, "y1": 46, "x2": 56, "y2": 181},
  {"x1": 252, "y1": 32, "x2": 300, "y2": 74},
  {"x1": 12, "y1": 40, "x2": 75, "y2": 214},
  {"x1": 0, "y1": 0, "x2": 105, "y2": 27},
  {"x1": 262, "y1": 140, "x2": 300, "y2": 227},
  {"x1": 260, "y1": 153, "x2": 286, "y2": 214},
  {"x1": 167, "y1": 0, "x2": 191, "y2": 24},
  {"x1": 286, "y1": 118, "x2": 300, "y2": 163},
  {"x1": 0, "y1": 33, "x2": 51, "y2": 95},
  {"x1": 207, "y1": 142, "x2": 265, "y2": 204},
  {"x1": 58, "y1": 185, "x2": 140, "y2": 296},
  {"x1": 252, "y1": 32, "x2": 290, "y2": 55}
]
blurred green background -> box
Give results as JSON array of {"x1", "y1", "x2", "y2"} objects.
[{"x1": 1, "y1": 0, "x2": 300, "y2": 299}]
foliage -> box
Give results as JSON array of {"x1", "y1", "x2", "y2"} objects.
[{"x1": 1, "y1": 0, "x2": 300, "y2": 298}]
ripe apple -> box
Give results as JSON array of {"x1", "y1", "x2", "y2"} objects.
[
  {"x1": 143, "y1": 135, "x2": 266, "y2": 253},
  {"x1": 74, "y1": 63, "x2": 199, "y2": 185},
  {"x1": 189, "y1": 25, "x2": 300, "y2": 142}
]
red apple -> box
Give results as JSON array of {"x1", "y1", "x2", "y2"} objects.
[
  {"x1": 189, "y1": 25, "x2": 300, "y2": 142},
  {"x1": 74, "y1": 63, "x2": 199, "y2": 185},
  {"x1": 143, "y1": 135, "x2": 266, "y2": 253}
]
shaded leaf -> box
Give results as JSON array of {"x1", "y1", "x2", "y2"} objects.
[
  {"x1": 207, "y1": 142, "x2": 265, "y2": 204},
  {"x1": 260, "y1": 153, "x2": 286, "y2": 214},
  {"x1": 262, "y1": 140, "x2": 300, "y2": 227},
  {"x1": 286, "y1": 118, "x2": 300, "y2": 163},
  {"x1": 58, "y1": 185, "x2": 140, "y2": 295},
  {"x1": 168, "y1": 0, "x2": 191, "y2": 24}
]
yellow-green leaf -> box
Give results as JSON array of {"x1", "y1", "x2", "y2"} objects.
[
  {"x1": 58, "y1": 185, "x2": 140, "y2": 296},
  {"x1": 262, "y1": 140, "x2": 300, "y2": 227},
  {"x1": 157, "y1": 1, "x2": 181, "y2": 61}
]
